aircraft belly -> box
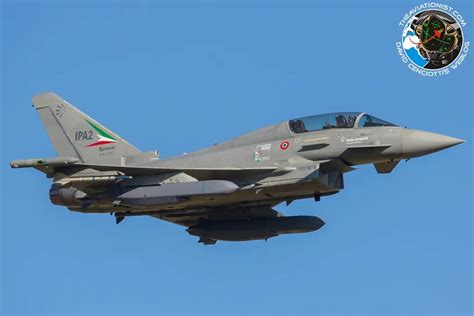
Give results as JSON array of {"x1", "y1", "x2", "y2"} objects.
[
  {"x1": 60, "y1": 163, "x2": 344, "y2": 214},
  {"x1": 153, "y1": 174, "x2": 340, "y2": 209},
  {"x1": 66, "y1": 177, "x2": 340, "y2": 215}
]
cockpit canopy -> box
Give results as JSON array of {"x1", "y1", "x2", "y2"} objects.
[
  {"x1": 288, "y1": 112, "x2": 397, "y2": 134},
  {"x1": 357, "y1": 114, "x2": 397, "y2": 128}
]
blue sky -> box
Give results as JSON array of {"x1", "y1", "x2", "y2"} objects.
[{"x1": 1, "y1": 1, "x2": 472, "y2": 315}]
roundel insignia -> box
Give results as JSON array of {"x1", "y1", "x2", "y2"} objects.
[{"x1": 280, "y1": 141, "x2": 289, "y2": 150}]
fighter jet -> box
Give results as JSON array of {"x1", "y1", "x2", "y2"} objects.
[{"x1": 10, "y1": 93, "x2": 464, "y2": 245}]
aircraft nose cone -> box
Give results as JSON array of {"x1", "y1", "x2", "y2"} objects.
[{"x1": 402, "y1": 129, "x2": 464, "y2": 158}]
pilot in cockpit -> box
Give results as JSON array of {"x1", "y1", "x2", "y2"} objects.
[
  {"x1": 290, "y1": 119, "x2": 307, "y2": 133},
  {"x1": 335, "y1": 115, "x2": 348, "y2": 128},
  {"x1": 347, "y1": 115, "x2": 357, "y2": 127}
]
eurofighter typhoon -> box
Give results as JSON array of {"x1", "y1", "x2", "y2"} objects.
[{"x1": 11, "y1": 93, "x2": 464, "y2": 245}]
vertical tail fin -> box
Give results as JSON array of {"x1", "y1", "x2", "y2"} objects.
[{"x1": 33, "y1": 92, "x2": 140, "y2": 165}]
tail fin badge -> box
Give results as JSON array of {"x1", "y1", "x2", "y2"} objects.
[
  {"x1": 54, "y1": 104, "x2": 66, "y2": 118},
  {"x1": 84, "y1": 119, "x2": 117, "y2": 147}
]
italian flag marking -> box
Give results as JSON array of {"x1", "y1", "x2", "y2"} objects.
[{"x1": 85, "y1": 119, "x2": 117, "y2": 147}]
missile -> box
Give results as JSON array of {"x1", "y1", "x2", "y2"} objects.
[
  {"x1": 186, "y1": 215, "x2": 325, "y2": 242},
  {"x1": 118, "y1": 180, "x2": 239, "y2": 206},
  {"x1": 54, "y1": 175, "x2": 133, "y2": 186}
]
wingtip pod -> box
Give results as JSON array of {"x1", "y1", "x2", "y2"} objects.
[
  {"x1": 10, "y1": 157, "x2": 79, "y2": 168},
  {"x1": 32, "y1": 92, "x2": 64, "y2": 109}
]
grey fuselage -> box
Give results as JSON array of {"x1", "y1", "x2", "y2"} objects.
[{"x1": 58, "y1": 112, "x2": 461, "y2": 217}]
